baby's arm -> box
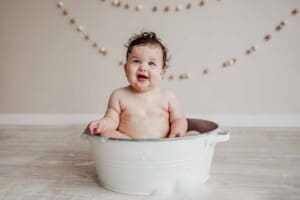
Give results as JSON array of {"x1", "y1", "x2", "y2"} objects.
[
  {"x1": 87, "y1": 90, "x2": 121, "y2": 134},
  {"x1": 167, "y1": 91, "x2": 188, "y2": 137}
]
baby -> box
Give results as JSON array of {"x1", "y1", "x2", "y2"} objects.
[{"x1": 86, "y1": 32, "x2": 190, "y2": 139}]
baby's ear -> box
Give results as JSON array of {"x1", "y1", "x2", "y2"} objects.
[{"x1": 123, "y1": 63, "x2": 127, "y2": 72}]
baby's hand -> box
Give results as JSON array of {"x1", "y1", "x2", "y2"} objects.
[
  {"x1": 86, "y1": 120, "x2": 106, "y2": 135},
  {"x1": 168, "y1": 132, "x2": 186, "y2": 138}
]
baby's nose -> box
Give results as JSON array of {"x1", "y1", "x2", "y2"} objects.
[{"x1": 138, "y1": 65, "x2": 147, "y2": 71}]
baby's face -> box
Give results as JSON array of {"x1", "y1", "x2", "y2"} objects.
[{"x1": 124, "y1": 44, "x2": 165, "y2": 92}]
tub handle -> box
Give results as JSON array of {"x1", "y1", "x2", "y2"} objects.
[{"x1": 214, "y1": 129, "x2": 230, "y2": 143}]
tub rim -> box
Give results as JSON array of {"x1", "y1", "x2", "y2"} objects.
[{"x1": 83, "y1": 118, "x2": 219, "y2": 142}]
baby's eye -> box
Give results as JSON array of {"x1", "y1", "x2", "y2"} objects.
[
  {"x1": 132, "y1": 59, "x2": 141, "y2": 64},
  {"x1": 149, "y1": 61, "x2": 156, "y2": 66}
]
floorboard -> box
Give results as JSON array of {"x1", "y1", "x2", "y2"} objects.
[{"x1": 0, "y1": 125, "x2": 299, "y2": 200}]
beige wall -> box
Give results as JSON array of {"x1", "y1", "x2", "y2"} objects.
[{"x1": 0, "y1": 0, "x2": 299, "y2": 116}]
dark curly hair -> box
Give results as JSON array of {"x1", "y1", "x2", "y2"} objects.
[{"x1": 125, "y1": 32, "x2": 169, "y2": 70}]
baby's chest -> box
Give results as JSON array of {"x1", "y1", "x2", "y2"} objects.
[{"x1": 121, "y1": 99, "x2": 168, "y2": 116}]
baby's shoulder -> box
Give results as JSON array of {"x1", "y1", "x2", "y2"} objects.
[{"x1": 110, "y1": 86, "x2": 130, "y2": 98}]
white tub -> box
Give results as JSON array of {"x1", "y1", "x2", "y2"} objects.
[{"x1": 83, "y1": 118, "x2": 229, "y2": 195}]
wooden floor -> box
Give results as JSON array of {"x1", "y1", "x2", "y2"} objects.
[{"x1": 0, "y1": 125, "x2": 299, "y2": 200}]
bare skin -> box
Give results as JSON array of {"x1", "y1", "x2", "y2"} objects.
[{"x1": 87, "y1": 44, "x2": 189, "y2": 139}]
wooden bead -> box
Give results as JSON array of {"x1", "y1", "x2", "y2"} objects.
[
  {"x1": 164, "y1": 6, "x2": 170, "y2": 12},
  {"x1": 179, "y1": 74, "x2": 185, "y2": 80},
  {"x1": 222, "y1": 61, "x2": 230, "y2": 68},
  {"x1": 232, "y1": 57, "x2": 237, "y2": 64},
  {"x1": 124, "y1": 3, "x2": 130, "y2": 9},
  {"x1": 168, "y1": 74, "x2": 175, "y2": 80},
  {"x1": 275, "y1": 25, "x2": 282, "y2": 31},
  {"x1": 76, "y1": 25, "x2": 84, "y2": 32},
  {"x1": 199, "y1": 0, "x2": 206, "y2": 7},
  {"x1": 57, "y1": 1, "x2": 64, "y2": 8},
  {"x1": 292, "y1": 8, "x2": 298, "y2": 15},
  {"x1": 175, "y1": 5, "x2": 183, "y2": 12},
  {"x1": 203, "y1": 69, "x2": 208, "y2": 75},
  {"x1": 69, "y1": 18, "x2": 75, "y2": 24},
  {"x1": 99, "y1": 47, "x2": 108, "y2": 55},
  {"x1": 250, "y1": 45, "x2": 257, "y2": 52},
  {"x1": 112, "y1": 0, "x2": 121, "y2": 7},
  {"x1": 136, "y1": 5, "x2": 143, "y2": 11},
  {"x1": 186, "y1": 3, "x2": 192, "y2": 9},
  {"x1": 264, "y1": 34, "x2": 272, "y2": 41},
  {"x1": 84, "y1": 34, "x2": 90, "y2": 41},
  {"x1": 118, "y1": 60, "x2": 124, "y2": 66},
  {"x1": 92, "y1": 42, "x2": 98, "y2": 48},
  {"x1": 152, "y1": 6, "x2": 158, "y2": 12},
  {"x1": 186, "y1": 73, "x2": 192, "y2": 79},
  {"x1": 62, "y1": 9, "x2": 68, "y2": 16}
]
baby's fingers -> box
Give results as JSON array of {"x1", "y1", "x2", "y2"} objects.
[
  {"x1": 168, "y1": 133, "x2": 177, "y2": 138},
  {"x1": 88, "y1": 122, "x2": 98, "y2": 134},
  {"x1": 96, "y1": 122, "x2": 105, "y2": 134},
  {"x1": 168, "y1": 132, "x2": 183, "y2": 138}
]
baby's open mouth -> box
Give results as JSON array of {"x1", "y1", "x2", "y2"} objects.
[{"x1": 137, "y1": 74, "x2": 149, "y2": 81}]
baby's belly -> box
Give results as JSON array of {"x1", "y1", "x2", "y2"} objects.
[{"x1": 118, "y1": 115, "x2": 170, "y2": 139}]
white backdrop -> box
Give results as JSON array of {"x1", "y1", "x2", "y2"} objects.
[{"x1": 0, "y1": 0, "x2": 299, "y2": 125}]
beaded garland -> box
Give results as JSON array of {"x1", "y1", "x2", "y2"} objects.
[{"x1": 55, "y1": 1, "x2": 299, "y2": 81}]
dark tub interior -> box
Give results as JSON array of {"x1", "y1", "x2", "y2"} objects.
[{"x1": 187, "y1": 118, "x2": 218, "y2": 133}]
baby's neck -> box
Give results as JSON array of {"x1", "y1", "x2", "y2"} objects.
[{"x1": 128, "y1": 85, "x2": 160, "y2": 94}]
